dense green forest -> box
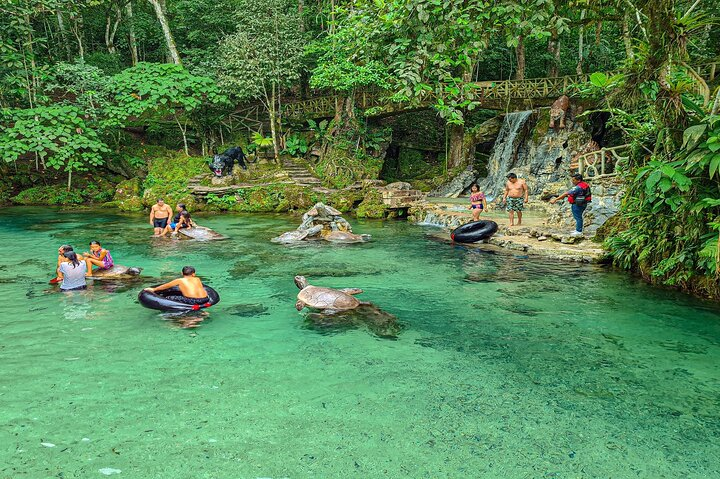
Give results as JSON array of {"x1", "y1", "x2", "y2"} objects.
[{"x1": 1, "y1": 0, "x2": 720, "y2": 297}]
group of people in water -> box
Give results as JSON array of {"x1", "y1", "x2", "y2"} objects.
[
  {"x1": 54, "y1": 198, "x2": 200, "y2": 293},
  {"x1": 55, "y1": 241, "x2": 114, "y2": 291},
  {"x1": 468, "y1": 172, "x2": 590, "y2": 235}
]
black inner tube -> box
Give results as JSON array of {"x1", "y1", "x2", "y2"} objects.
[
  {"x1": 138, "y1": 285, "x2": 220, "y2": 312},
  {"x1": 451, "y1": 220, "x2": 499, "y2": 243}
]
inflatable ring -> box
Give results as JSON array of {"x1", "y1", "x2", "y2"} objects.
[
  {"x1": 138, "y1": 285, "x2": 220, "y2": 312},
  {"x1": 451, "y1": 220, "x2": 499, "y2": 243}
]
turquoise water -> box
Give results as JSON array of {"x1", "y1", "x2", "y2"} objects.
[{"x1": 1, "y1": 207, "x2": 719, "y2": 478}]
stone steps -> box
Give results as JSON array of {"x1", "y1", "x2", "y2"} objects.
[{"x1": 282, "y1": 161, "x2": 323, "y2": 186}]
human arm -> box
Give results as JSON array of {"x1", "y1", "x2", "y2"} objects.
[
  {"x1": 549, "y1": 186, "x2": 577, "y2": 204},
  {"x1": 144, "y1": 278, "x2": 181, "y2": 292},
  {"x1": 523, "y1": 181, "x2": 529, "y2": 202},
  {"x1": 503, "y1": 183, "x2": 509, "y2": 201},
  {"x1": 149, "y1": 205, "x2": 155, "y2": 224},
  {"x1": 482, "y1": 197, "x2": 487, "y2": 210}
]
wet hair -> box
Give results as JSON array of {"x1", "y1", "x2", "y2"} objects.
[
  {"x1": 180, "y1": 210, "x2": 191, "y2": 219},
  {"x1": 177, "y1": 203, "x2": 186, "y2": 209},
  {"x1": 157, "y1": 198, "x2": 164, "y2": 203},
  {"x1": 507, "y1": 173, "x2": 517, "y2": 179},
  {"x1": 64, "y1": 251, "x2": 81, "y2": 267},
  {"x1": 59, "y1": 244, "x2": 73, "y2": 253},
  {"x1": 572, "y1": 173, "x2": 584, "y2": 181},
  {"x1": 182, "y1": 266, "x2": 195, "y2": 276},
  {"x1": 89, "y1": 240, "x2": 102, "y2": 247},
  {"x1": 470, "y1": 183, "x2": 479, "y2": 191}
]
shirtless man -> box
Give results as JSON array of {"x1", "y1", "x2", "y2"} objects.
[
  {"x1": 144, "y1": 266, "x2": 209, "y2": 305},
  {"x1": 149, "y1": 198, "x2": 174, "y2": 236},
  {"x1": 502, "y1": 173, "x2": 529, "y2": 226}
]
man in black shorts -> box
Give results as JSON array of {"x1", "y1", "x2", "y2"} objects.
[{"x1": 149, "y1": 198, "x2": 173, "y2": 236}]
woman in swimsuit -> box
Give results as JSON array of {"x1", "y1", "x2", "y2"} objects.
[
  {"x1": 173, "y1": 210, "x2": 195, "y2": 234},
  {"x1": 83, "y1": 240, "x2": 114, "y2": 276},
  {"x1": 468, "y1": 183, "x2": 487, "y2": 221}
]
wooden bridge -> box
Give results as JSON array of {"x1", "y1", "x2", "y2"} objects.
[
  {"x1": 227, "y1": 62, "x2": 718, "y2": 129},
  {"x1": 279, "y1": 62, "x2": 718, "y2": 120}
]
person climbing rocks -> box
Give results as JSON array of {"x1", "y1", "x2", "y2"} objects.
[
  {"x1": 149, "y1": 198, "x2": 173, "y2": 236},
  {"x1": 144, "y1": 266, "x2": 209, "y2": 305},
  {"x1": 502, "y1": 173, "x2": 528, "y2": 226},
  {"x1": 468, "y1": 183, "x2": 487, "y2": 221},
  {"x1": 550, "y1": 173, "x2": 592, "y2": 237}
]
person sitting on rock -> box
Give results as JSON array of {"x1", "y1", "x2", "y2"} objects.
[
  {"x1": 468, "y1": 183, "x2": 487, "y2": 221},
  {"x1": 83, "y1": 240, "x2": 114, "y2": 276},
  {"x1": 172, "y1": 211, "x2": 196, "y2": 235}
]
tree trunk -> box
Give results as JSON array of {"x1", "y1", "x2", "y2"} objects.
[
  {"x1": 126, "y1": 2, "x2": 139, "y2": 65},
  {"x1": 70, "y1": 13, "x2": 85, "y2": 61},
  {"x1": 105, "y1": 6, "x2": 122, "y2": 54},
  {"x1": 269, "y1": 83, "x2": 280, "y2": 162},
  {"x1": 576, "y1": 10, "x2": 586, "y2": 74},
  {"x1": 147, "y1": 0, "x2": 181, "y2": 64},
  {"x1": 447, "y1": 123, "x2": 465, "y2": 169},
  {"x1": 547, "y1": 30, "x2": 560, "y2": 77},
  {"x1": 622, "y1": 11, "x2": 634, "y2": 59},
  {"x1": 56, "y1": 11, "x2": 72, "y2": 60},
  {"x1": 515, "y1": 35, "x2": 525, "y2": 80}
]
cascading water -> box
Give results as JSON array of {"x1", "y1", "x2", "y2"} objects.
[{"x1": 478, "y1": 110, "x2": 533, "y2": 197}]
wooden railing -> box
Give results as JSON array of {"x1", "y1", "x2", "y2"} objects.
[
  {"x1": 577, "y1": 144, "x2": 631, "y2": 179},
  {"x1": 277, "y1": 61, "x2": 718, "y2": 120}
]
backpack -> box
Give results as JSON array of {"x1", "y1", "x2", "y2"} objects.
[{"x1": 572, "y1": 182, "x2": 592, "y2": 206}]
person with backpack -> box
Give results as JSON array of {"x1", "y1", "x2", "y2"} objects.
[{"x1": 550, "y1": 173, "x2": 592, "y2": 236}]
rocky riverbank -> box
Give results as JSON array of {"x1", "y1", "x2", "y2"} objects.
[{"x1": 409, "y1": 201, "x2": 607, "y2": 263}]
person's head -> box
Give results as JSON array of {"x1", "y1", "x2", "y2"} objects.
[
  {"x1": 470, "y1": 183, "x2": 479, "y2": 192},
  {"x1": 180, "y1": 211, "x2": 191, "y2": 219},
  {"x1": 64, "y1": 251, "x2": 80, "y2": 267},
  {"x1": 571, "y1": 173, "x2": 583, "y2": 185},
  {"x1": 176, "y1": 203, "x2": 186, "y2": 211},
  {"x1": 157, "y1": 198, "x2": 164, "y2": 206},
  {"x1": 89, "y1": 240, "x2": 102, "y2": 253},
  {"x1": 58, "y1": 244, "x2": 73, "y2": 255},
  {"x1": 507, "y1": 173, "x2": 518, "y2": 183},
  {"x1": 182, "y1": 266, "x2": 196, "y2": 276}
]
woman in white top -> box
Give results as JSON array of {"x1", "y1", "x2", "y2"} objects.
[{"x1": 57, "y1": 251, "x2": 87, "y2": 291}]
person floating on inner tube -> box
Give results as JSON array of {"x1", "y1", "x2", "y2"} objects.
[
  {"x1": 468, "y1": 183, "x2": 487, "y2": 221},
  {"x1": 143, "y1": 266, "x2": 209, "y2": 306},
  {"x1": 82, "y1": 241, "x2": 114, "y2": 277}
]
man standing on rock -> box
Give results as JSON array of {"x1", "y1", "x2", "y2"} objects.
[
  {"x1": 503, "y1": 173, "x2": 528, "y2": 226},
  {"x1": 550, "y1": 173, "x2": 591, "y2": 237}
]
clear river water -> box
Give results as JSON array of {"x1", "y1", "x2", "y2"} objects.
[{"x1": 1, "y1": 207, "x2": 719, "y2": 478}]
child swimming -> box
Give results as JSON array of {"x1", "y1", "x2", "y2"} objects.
[{"x1": 468, "y1": 183, "x2": 487, "y2": 221}]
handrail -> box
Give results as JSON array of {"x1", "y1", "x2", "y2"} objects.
[
  {"x1": 577, "y1": 144, "x2": 631, "y2": 179},
  {"x1": 279, "y1": 61, "x2": 718, "y2": 119}
]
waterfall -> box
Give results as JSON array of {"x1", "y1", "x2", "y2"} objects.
[
  {"x1": 416, "y1": 212, "x2": 464, "y2": 229},
  {"x1": 478, "y1": 110, "x2": 533, "y2": 197}
]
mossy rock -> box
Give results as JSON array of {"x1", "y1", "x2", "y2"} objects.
[
  {"x1": 275, "y1": 185, "x2": 319, "y2": 212},
  {"x1": 356, "y1": 189, "x2": 387, "y2": 219},
  {"x1": 114, "y1": 178, "x2": 143, "y2": 201},
  {"x1": 532, "y1": 109, "x2": 551, "y2": 143},
  {"x1": 117, "y1": 196, "x2": 144, "y2": 212},
  {"x1": 142, "y1": 187, "x2": 197, "y2": 211},
  {"x1": 315, "y1": 147, "x2": 383, "y2": 189},
  {"x1": 142, "y1": 152, "x2": 209, "y2": 200},
  {"x1": 327, "y1": 189, "x2": 363, "y2": 212},
  {"x1": 12, "y1": 185, "x2": 84, "y2": 205}
]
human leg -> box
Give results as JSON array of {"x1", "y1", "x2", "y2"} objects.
[
  {"x1": 571, "y1": 204, "x2": 587, "y2": 232},
  {"x1": 85, "y1": 257, "x2": 104, "y2": 275},
  {"x1": 517, "y1": 210, "x2": 523, "y2": 226}
]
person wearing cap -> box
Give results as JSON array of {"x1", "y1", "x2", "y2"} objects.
[{"x1": 502, "y1": 173, "x2": 528, "y2": 226}]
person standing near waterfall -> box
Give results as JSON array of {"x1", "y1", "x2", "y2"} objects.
[{"x1": 503, "y1": 173, "x2": 528, "y2": 226}]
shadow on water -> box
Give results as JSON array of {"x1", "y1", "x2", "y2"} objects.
[{"x1": 302, "y1": 304, "x2": 403, "y2": 339}]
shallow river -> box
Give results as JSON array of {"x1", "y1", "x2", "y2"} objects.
[{"x1": 1, "y1": 207, "x2": 719, "y2": 478}]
